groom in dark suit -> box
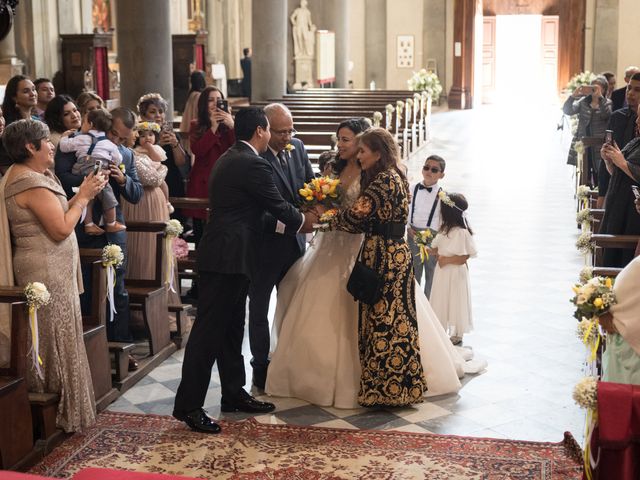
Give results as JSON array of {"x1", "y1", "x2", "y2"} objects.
[
  {"x1": 248, "y1": 103, "x2": 314, "y2": 389},
  {"x1": 173, "y1": 107, "x2": 317, "y2": 434}
]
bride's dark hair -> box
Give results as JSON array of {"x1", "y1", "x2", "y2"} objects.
[{"x1": 332, "y1": 117, "x2": 371, "y2": 175}]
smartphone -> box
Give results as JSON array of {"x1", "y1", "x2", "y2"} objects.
[
  {"x1": 162, "y1": 122, "x2": 173, "y2": 133},
  {"x1": 581, "y1": 85, "x2": 596, "y2": 95},
  {"x1": 92, "y1": 160, "x2": 102, "y2": 176},
  {"x1": 216, "y1": 99, "x2": 229, "y2": 113},
  {"x1": 604, "y1": 130, "x2": 613, "y2": 145},
  {"x1": 632, "y1": 185, "x2": 640, "y2": 199}
]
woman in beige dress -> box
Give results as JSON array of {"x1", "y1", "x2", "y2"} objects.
[{"x1": 0, "y1": 119, "x2": 105, "y2": 432}]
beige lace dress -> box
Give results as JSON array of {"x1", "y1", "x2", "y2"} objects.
[{"x1": 4, "y1": 169, "x2": 96, "y2": 432}]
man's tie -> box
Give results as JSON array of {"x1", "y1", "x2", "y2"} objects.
[
  {"x1": 277, "y1": 151, "x2": 288, "y2": 169},
  {"x1": 417, "y1": 184, "x2": 433, "y2": 193}
]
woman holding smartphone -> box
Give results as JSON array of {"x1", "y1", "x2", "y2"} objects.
[
  {"x1": 185, "y1": 86, "x2": 235, "y2": 248},
  {"x1": 563, "y1": 76, "x2": 612, "y2": 185}
]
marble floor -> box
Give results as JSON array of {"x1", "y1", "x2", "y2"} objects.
[{"x1": 109, "y1": 103, "x2": 588, "y2": 444}]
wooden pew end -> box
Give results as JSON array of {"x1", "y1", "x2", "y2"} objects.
[{"x1": 108, "y1": 342, "x2": 136, "y2": 382}]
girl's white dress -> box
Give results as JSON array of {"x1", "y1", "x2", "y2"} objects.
[
  {"x1": 429, "y1": 227, "x2": 477, "y2": 337},
  {"x1": 265, "y1": 181, "x2": 467, "y2": 409}
]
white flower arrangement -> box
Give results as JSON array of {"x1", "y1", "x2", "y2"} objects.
[
  {"x1": 372, "y1": 111, "x2": 383, "y2": 127},
  {"x1": 573, "y1": 140, "x2": 585, "y2": 155},
  {"x1": 165, "y1": 219, "x2": 184, "y2": 238},
  {"x1": 576, "y1": 185, "x2": 592, "y2": 200},
  {"x1": 579, "y1": 266, "x2": 594, "y2": 283},
  {"x1": 438, "y1": 190, "x2": 455, "y2": 208},
  {"x1": 407, "y1": 68, "x2": 443, "y2": 100},
  {"x1": 576, "y1": 316, "x2": 600, "y2": 345},
  {"x1": 566, "y1": 71, "x2": 597, "y2": 93},
  {"x1": 396, "y1": 100, "x2": 404, "y2": 111},
  {"x1": 102, "y1": 244, "x2": 124, "y2": 268},
  {"x1": 385, "y1": 104, "x2": 394, "y2": 114},
  {"x1": 572, "y1": 376, "x2": 598, "y2": 410},
  {"x1": 406, "y1": 98, "x2": 413, "y2": 107},
  {"x1": 571, "y1": 275, "x2": 616, "y2": 320},
  {"x1": 575, "y1": 231, "x2": 594, "y2": 254},
  {"x1": 24, "y1": 282, "x2": 51, "y2": 309},
  {"x1": 576, "y1": 208, "x2": 593, "y2": 225}
]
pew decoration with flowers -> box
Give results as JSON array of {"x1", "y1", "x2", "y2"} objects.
[
  {"x1": 102, "y1": 244, "x2": 124, "y2": 322},
  {"x1": 385, "y1": 104, "x2": 394, "y2": 130},
  {"x1": 24, "y1": 281, "x2": 51, "y2": 380},
  {"x1": 164, "y1": 220, "x2": 184, "y2": 293},
  {"x1": 407, "y1": 68, "x2": 443, "y2": 102},
  {"x1": 570, "y1": 274, "x2": 616, "y2": 480},
  {"x1": 372, "y1": 111, "x2": 383, "y2": 128}
]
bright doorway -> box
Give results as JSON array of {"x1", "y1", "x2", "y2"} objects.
[{"x1": 482, "y1": 14, "x2": 559, "y2": 104}]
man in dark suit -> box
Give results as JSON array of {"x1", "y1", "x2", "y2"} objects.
[
  {"x1": 173, "y1": 107, "x2": 316, "y2": 434},
  {"x1": 240, "y1": 47, "x2": 252, "y2": 100},
  {"x1": 56, "y1": 107, "x2": 143, "y2": 361},
  {"x1": 611, "y1": 66, "x2": 639, "y2": 112},
  {"x1": 248, "y1": 103, "x2": 314, "y2": 389}
]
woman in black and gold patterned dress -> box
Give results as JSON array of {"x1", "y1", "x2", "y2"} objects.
[{"x1": 331, "y1": 127, "x2": 426, "y2": 407}]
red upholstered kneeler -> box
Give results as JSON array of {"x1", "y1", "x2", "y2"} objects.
[
  {"x1": 72, "y1": 468, "x2": 198, "y2": 479},
  {"x1": 592, "y1": 381, "x2": 640, "y2": 479}
]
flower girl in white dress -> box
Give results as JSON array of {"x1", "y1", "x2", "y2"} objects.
[
  {"x1": 265, "y1": 120, "x2": 467, "y2": 409},
  {"x1": 429, "y1": 192, "x2": 477, "y2": 345}
]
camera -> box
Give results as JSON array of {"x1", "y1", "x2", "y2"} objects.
[
  {"x1": 216, "y1": 99, "x2": 229, "y2": 113},
  {"x1": 604, "y1": 130, "x2": 613, "y2": 145},
  {"x1": 581, "y1": 85, "x2": 596, "y2": 95},
  {"x1": 92, "y1": 160, "x2": 102, "y2": 176}
]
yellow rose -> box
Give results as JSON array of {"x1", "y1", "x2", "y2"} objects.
[
  {"x1": 593, "y1": 298, "x2": 603, "y2": 308},
  {"x1": 605, "y1": 278, "x2": 613, "y2": 289}
]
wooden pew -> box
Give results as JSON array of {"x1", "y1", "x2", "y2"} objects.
[
  {"x1": 591, "y1": 234, "x2": 640, "y2": 267},
  {"x1": 0, "y1": 289, "x2": 35, "y2": 470},
  {"x1": 77, "y1": 252, "x2": 120, "y2": 410}
]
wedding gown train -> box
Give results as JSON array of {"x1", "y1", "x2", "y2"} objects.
[{"x1": 266, "y1": 181, "x2": 480, "y2": 409}]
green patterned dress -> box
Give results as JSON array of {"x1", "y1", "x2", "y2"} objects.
[{"x1": 332, "y1": 169, "x2": 426, "y2": 407}]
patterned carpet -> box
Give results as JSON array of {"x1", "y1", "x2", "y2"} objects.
[{"x1": 30, "y1": 411, "x2": 583, "y2": 479}]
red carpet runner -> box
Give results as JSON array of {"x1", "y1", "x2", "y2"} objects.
[{"x1": 30, "y1": 411, "x2": 583, "y2": 479}]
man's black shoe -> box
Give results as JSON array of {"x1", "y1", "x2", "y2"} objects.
[
  {"x1": 173, "y1": 408, "x2": 221, "y2": 434},
  {"x1": 221, "y1": 390, "x2": 275, "y2": 413}
]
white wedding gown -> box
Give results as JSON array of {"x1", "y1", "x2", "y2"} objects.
[{"x1": 266, "y1": 181, "x2": 468, "y2": 409}]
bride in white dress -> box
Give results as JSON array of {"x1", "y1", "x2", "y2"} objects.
[{"x1": 266, "y1": 120, "x2": 466, "y2": 409}]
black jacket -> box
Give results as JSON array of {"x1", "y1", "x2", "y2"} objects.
[
  {"x1": 611, "y1": 86, "x2": 627, "y2": 112},
  {"x1": 197, "y1": 142, "x2": 303, "y2": 278}
]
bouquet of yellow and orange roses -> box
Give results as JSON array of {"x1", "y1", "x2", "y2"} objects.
[
  {"x1": 298, "y1": 176, "x2": 341, "y2": 208},
  {"x1": 571, "y1": 276, "x2": 616, "y2": 321}
]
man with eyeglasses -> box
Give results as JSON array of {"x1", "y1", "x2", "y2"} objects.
[
  {"x1": 55, "y1": 107, "x2": 143, "y2": 364},
  {"x1": 248, "y1": 103, "x2": 314, "y2": 390},
  {"x1": 407, "y1": 154, "x2": 446, "y2": 298}
]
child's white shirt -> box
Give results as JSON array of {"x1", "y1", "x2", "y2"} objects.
[{"x1": 59, "y1": 129, "x2": 122, "y2": 165}]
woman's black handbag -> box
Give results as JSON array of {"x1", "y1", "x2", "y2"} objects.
[{"x1": 347, "y1": 239, "x2": 385, "y2": 305}]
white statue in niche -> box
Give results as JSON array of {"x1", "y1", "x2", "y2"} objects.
[{"x1": 290, "y1": 0, "x2": 316, "y2": 58}]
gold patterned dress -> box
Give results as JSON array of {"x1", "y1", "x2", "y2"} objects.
[
  {"x1": 332, "y1": 169, "x2": 426, "y2": 406},
  {"x1": 4, "y1": 170, "x2": 96, "y2": 432}
]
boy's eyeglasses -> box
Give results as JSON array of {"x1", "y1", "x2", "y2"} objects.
[{"x1": 423, "y1": 166, "x2": 441, "y2": 173}]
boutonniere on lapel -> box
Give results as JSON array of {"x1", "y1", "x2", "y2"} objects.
[
  {"x1": 285, "y1": 143, "x2": 295, "y2": 153},
  {"x1": 119, "y1": 164, "x2": 126, "y2": 174}
]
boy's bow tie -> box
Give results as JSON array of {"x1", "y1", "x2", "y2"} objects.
[{"x1": 418, "y1": 184, "x2": 433, "y2": 192}]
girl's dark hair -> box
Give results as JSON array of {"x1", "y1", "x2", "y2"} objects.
[
  {"x1": 2, "y1": 75, "x2": 31, "y2": 126},
  {"x1": 195, "y1": 86, "x2": 225, "y2": 137},
  {"x1": 189, "y1": 70, "x2": 207, "y2": 94},
  {"x1": 333, "y1": 117, "x2": 371, "y2": 174},
  {"x1": 44, "y1": 94, "x2": 77, "y2": 133},
  {"x1": 135, "y1": 125, "x2": 160, "y2": 146},
  {"x1": 439, "y1": 192, "x2": 473, "y2": 235},
  {"x1": 357, "y1": 127, "x2": 407, "y2": 190}
]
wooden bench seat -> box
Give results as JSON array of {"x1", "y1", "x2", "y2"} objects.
[
  {"x1": 108, "y1": 342, "x2": 136, "y2": 382},
  {"x1": 0, "y1": 289, "x2": 35, "y2": 470}
]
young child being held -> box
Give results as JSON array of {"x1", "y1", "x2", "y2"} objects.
[
  {"x1": 60, "y1": 108, "x2": 125, "y2": 235},
  {"x1": 429, "y1": 192, "x2": 477, "y2": 346},
  {"x1": 134, "y1": 121, "x2": 173, "y2": 213}
]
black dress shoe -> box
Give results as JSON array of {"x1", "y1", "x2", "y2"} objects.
[
  {"x1": 221, "y1": 390, "x2": 275, "y2": 413},
  {"x1": 173, "y1": 408, "x2": 221, "y2": 434}
]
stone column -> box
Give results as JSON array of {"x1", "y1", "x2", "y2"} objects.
[
  {"x1": 206, "y1": 0, "x2": 224, "y2": 63},
  {"x1": 0, "y1": 28, "x2": 24, "y2": 84},
  {"x1": 252, "y1": 0, "x2": 287, "y2": 101},
  {"x1": 423, "y1": 0, "x2": 446, "y2": 89},
  {"x1": 323, "y1": 0, "x2": 349, "y2": 88},
  {"x1": 115, "y1": 0, "x2": 173, "y2": 114},
  {"x1": 365, "y1": 0, "x2": 386, "y2": 89},
  {"x1": 223, "y1": 0, "x2": 241, "y2": 79}
]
